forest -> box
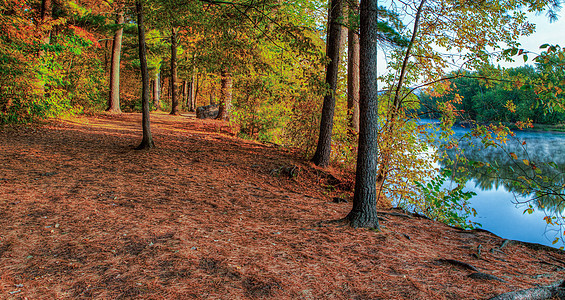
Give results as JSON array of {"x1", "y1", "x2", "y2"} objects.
[
  {"x1": 419, "y1": 64, "x2": 565, "y2": 126},
  {"x1": 2, "y1": 0, "x2": 565, "y2": 297}
]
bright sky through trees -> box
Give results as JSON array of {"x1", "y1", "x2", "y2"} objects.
[
  {"x1": 375, "y1": 7, "x2": 565, "y2": 87},
  {"x1": 498, "y1": 12, "x2": 565, "y2": 67}
]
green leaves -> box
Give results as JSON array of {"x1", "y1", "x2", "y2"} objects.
[{"x1": 414, "y1": 172, "x2": 477, "y2": 229}]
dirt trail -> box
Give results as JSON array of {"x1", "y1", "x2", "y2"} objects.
[{"x1": 0, "y1": 112, "x2": 563, "y2": 299}]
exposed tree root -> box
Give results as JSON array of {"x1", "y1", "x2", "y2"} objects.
[
  {"x1": 437, "y1": 259, "x2": 479, "y2": 272},
  {"x1": 135, "y1": 140, "x2": 155, "y2": 150},
  {"x1": 438, "y1": 259, "x2": 507, "y2": 282},
  {"x1": 378, "y1": 211, "x2": 413, "y2": 219},
  {"x1": 489, "y1": 280, "x2": 565, "y2": 300},
  {"x1": 500, "y1": 239, "x2": 511, "y2": 249},
  {"x1": 468, "y1": 272, "x2": 505, "y2": 282},
  {"x1": 499, "y1": 239, "x2": 564, "y2": 254}
]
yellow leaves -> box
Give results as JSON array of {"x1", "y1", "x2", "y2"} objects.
[
  {"x1": 452, "y1": 93, "x2": 463, "y2": 104},
  {"x1": 543, "y1": 216, "x2": 554, "y2": 225},
  {"x1": 522, "y1": 159, "x2": 529, "y2": 166},
  {"x1": 504, "y1": 100, "x2": 517, "y2": 113},
  {"x1": 510, "y1": 152, "x2": 517, "y2": 160},
  {"x1": 515, "y1": 120, "x2": 533, "y2": 129}
]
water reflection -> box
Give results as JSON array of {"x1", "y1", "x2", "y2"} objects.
[{"x1": 432, "y1": 123, "x2": 565, "y2": 247}]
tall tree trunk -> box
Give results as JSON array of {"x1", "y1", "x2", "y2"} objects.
[
  {"x1": 209, "y1": 79, "x2": 216, "y2": 105},
  {"x1": 346, "y1": 0, "x2": 379, "y2": 228},
  {"x1": 107, "y1": 11, "x2": 124, "y2": 113},
  {"x1": 37, "y1": 0, "x2": 52, "y2": 93},
  {"x1": 135, "y1": 0, "x2": 154, "y2": 150},
  {"x1": 170, "y1": 27, "x2": 180, "y2": 115},
  {"x1": 183, "y1": 80, "x2": 189, "y2": 110},
  {"x1": 104, "y1": 40, "x2": 110, "y2": 73},
  {"x1": 192, "y1": 73, "x2": 199, "y2": 111},
  {"x1": 347, "y1": 0, "x2": 360, "y2": 133},
  {"x1": 186, "y1": 81, "x2": 193, "y2": 111},
  {"x1": 311, "y1": 0, "x2": 344, "y2": 167},
  {"x1": 160, "y1": 72, "x2": 165, "y2": 101},
  {"x1": 163, "y1": 76, "x2": 169, "y2": 101},
  {"x1": 216, "y1": 69, "x2": 232, "y2": 120},
  {"x1": 40, "y1": 0, "x2": 52, "y2": 45},
  {"x1": 152, "y1": 72, "x2": 161, "y2": 110}
]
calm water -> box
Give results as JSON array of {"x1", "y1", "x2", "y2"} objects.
[{"x1": 425, "y1": 120, "x2": 565, "y2": 248}]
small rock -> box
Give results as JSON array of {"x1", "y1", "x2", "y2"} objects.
[
  {"x1": 196, "y1": 105, "x2": 219, "y2": 119},
  {"x1": 40, "y1": 171, "x2": 58, "y2": 176}
]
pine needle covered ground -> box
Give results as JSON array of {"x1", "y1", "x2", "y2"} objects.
[{"x1": 0, "y1": 112, "x2": 564, "y2": 299}]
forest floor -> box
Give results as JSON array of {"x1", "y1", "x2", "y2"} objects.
[{"x1": 0, "y1": 112, "x2": 564, "y2": 299}]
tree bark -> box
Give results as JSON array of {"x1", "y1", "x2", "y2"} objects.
[
  {"x1": 311, "y1": 0, "x2": 344, "y2": 167},
  {"x1": 216, "y1": 69, "x2": 232, "y2": 121},
  {"x1": 489, "y1": 280, "x2": 565, "y2": 300},
  {"x1": 346, "y1": 0, "x2": 379, "y2": 229},
  {"x1": 107, "y1": 11, "x2": 124, "y2": 113},
  {"x1": 37, "y1": 0, "x2": 52, "y2": 93},
  {"x1": 170, "y1": 27, "x2": 180, "y2": 115},
  {"x1": 163, "y1": 76, "x2": 169, "y2": 100},
  {"x1": 347, "y1": 0, "x2": 360, "y2": 133},
  {"x1": 190, "y1": 73, "x2": 197, "y2": 112},
  {"x1": 187, "y1": 81, "x2": 193, "y2": 111},
  {"x1": 210, "y1": 79, "x2": 216, "y2": 105},
  {"x1": 195, "y1": 73, "x2": 200, "y2": 110},
  {"x1": 183, "y1": 80, "x2": 189, "y2": 110},
  {"x1": 135, "y1": 0, "x2": 154, "y2": 150},
  {"x1": 104, "y1": 40, "x2": 110, "y2": 72},
  {"x1": 40, "y1": 0, "x2": 52, "y2": 45},
  {"x1": 152, "y1": 72, "x2": 161, "y2": 110}
]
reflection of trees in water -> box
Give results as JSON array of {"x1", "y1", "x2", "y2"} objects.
[{"x1": 440, "y1": 133, "x2": 565, "y2": 214}]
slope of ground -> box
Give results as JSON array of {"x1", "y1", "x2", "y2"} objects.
[{"x1": 0, "y1": 112, "x2": 563, "y2": 299}]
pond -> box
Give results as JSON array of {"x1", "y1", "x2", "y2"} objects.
[{"x1": 424, "y1": 120, "x2": 565, "y2": 248}]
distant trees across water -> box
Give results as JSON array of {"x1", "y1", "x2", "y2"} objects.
[{"x1": 418, "y1": 66, "x2": 565, "y2": 126}]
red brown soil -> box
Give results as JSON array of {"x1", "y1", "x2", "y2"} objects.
[{"x1": 0, "y1": 112, "x2": 564, "y2": 299}]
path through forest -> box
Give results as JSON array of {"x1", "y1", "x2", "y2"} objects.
[{"x1": 0, "y1": 112, "x2": 564, "y2": 299}]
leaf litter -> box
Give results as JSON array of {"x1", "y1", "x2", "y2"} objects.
[{"x1": 0, "y1": 112, "x2": 563, "y2": 299}]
